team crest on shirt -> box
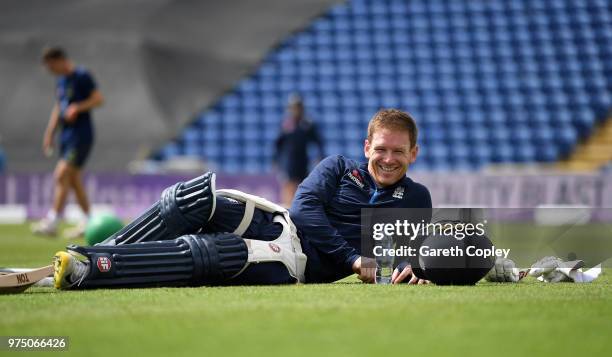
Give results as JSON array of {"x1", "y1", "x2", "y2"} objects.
[
  {"x1": 348, "y1": 169, "x2": 365, "y2": 189},
  {"x1": 392, "y1": 186, "x2": 404, "y2": 199}
]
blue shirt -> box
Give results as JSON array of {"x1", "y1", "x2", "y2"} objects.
[
  {"x1": 290, "y1": 155, "x2": 432, "y2": 282},
  {"x1": 56, "y1": 67, "x2": 96, "y2": 145}
]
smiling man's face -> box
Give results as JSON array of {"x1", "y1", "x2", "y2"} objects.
[{"x1": 364, "y1": 127, "x2": 418, "y2": 188}]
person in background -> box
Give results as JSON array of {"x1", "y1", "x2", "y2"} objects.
[
  {"x1": 31, "y1": 47, "x2": 104, "y2": 238},
  {"x1": 0, "y1": 135, "x2": 5, "y2": 173},
  {"x1": 273, "y1": 94, "x2": 324, "y2": 207}
]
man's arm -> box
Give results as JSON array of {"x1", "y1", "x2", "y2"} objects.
[
  {"x1": 64, "y1": 89, "x2": 104, "y2": 123},
  {"x1": 76, "y1": 89, "x2": 104, "y2": 112},
  {"x1": 290, "y1": 156, "x2": 360, "y2": 276},
  {"x1": 43, "y1": 103, "x2": 60, "y2": 155}
]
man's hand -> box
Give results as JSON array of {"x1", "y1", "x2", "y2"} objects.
[
  {"x1": 391, "y1": 263, "x2": 430, "y2": 284},
  {"x1": 352, "y1": 257, "x2": 376, "y2": 283},
  {"x1": 42, "y1": 133, "x2": 54, "y2": 157},
  {"x1": 64, "y1": 103, "x2": 80, "y2": 123}
]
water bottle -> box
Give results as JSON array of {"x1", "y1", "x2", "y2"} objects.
[{"x1": 376, "y1": 234, "x2": 394, "y2": 284}]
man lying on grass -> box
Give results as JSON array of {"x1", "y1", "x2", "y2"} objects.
[{"x1": 53, "y1": 109, "x2": 439, "y2": 289}]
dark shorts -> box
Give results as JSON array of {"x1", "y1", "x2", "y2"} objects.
[{"x1": 60, "y1": 142, "x2": 92, "y2": 168}]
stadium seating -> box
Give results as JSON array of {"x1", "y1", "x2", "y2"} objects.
[{"x1": 156, "y1": 0, "x2": 611, "y2": 172}]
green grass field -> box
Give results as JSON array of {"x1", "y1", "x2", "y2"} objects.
[{"x1": 1, "y1": 223, "x2": 611, "y2": 357}]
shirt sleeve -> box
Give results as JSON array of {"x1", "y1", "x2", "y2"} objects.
[
  {"x1": 290, "y1": 155, "x2": 360, "y2": 274},
  {"x1": 80, "y1": 71, "x2": 97, "y2": 97}
]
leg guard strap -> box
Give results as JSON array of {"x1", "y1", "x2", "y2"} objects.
[
  {"x1": 216, "y1": 189, "x2": 285, "y2": 236},
  {"x1": 238, "y1": 215, "x2": 306, "y2": 283},
  {"x1": 215, "y1": 189, "x2": 307, "y2": 282}
]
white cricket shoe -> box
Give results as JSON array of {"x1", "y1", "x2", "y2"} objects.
[{"x1": 31, "y1": 219, "x2": 58, "y2": 237}]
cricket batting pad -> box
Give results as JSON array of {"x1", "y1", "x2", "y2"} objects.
[
  {"x1": 102, "y1": 172, "x2": 216, "y2": 245},
  {"x1": 67, "y1": 233, "x2": 248, "y2": 289}
]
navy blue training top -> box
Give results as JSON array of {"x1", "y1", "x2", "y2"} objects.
[
  {"x1": 273, "y1": 118, "x2": 324, "y2": 181},
  {"x1": 56, "y1": 66, "x2": 96, "y2": 145},
  {"x1": 290, "y1": 155, "x2": 432, "y2": 282}
]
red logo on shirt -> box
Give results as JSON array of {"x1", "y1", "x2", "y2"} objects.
[
  {"x1": 348, "y1": 169, "x2": 365, "y2": 189},
  {"x1": 352, "y1": 169, "x2": 363, "y2": 183}
]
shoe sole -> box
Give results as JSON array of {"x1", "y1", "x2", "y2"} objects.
[{"x1": 53, "y1": 252, "x2": 71, "y2": 289}]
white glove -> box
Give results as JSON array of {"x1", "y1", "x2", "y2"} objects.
[
  {"x1": 485, "y1": 258, "x2": 521, "y2": 282},
  {"x1": 529, "y1": 256, "x2": 570, "y2": 282},
  {"x1": 528, "y1": 256, "x2": 598, "y2": 283}
]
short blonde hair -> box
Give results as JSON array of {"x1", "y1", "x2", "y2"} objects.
[{"x1": 367, "y1": 109, "x2": 418, "y2": 148}]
